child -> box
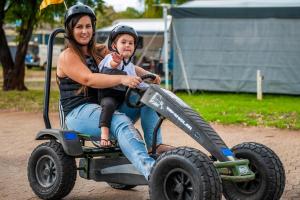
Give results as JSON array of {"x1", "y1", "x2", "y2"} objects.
[{"x1": 97, "y1": 25, "x2": 148, "y2": 147}]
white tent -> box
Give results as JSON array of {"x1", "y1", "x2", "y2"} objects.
[
  {"x1": 171, "y1": 0, "x2": 300, "y2": 94},
  {"x1": 97, "y1": 17, "x2": 172, "y2": 35}
]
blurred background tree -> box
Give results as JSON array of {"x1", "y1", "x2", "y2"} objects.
[
  {"x1": 0, "y1": 0, "x2": 103, "y2": 91},
  {"x1": 96, "y1": 5, "x2": 142, "y2": 28},
  {"x1": 144, "y1": 0, "x2": 187, "y2": 18}
]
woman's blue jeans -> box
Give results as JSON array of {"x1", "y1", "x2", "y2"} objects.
[{"x1": 65, "y1": 98, "x2": 163, "y2": 179}]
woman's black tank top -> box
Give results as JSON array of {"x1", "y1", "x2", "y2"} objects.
[{"x1": 58, "y1": 56, "x2": 98, "y2": 117}]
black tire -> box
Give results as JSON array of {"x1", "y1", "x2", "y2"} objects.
[
  {"x1": 27, "y1": 141, "x2": 77, "y2": 200},
  {"x1": 223, "y1": 142, "x2": 285, "y2": 200},
  {"x1": 149, "y1": 147, "x2": 222, "y2": 200},
  {"x1": 108, "y1": 183, "x2": 137, "y2": 190}
]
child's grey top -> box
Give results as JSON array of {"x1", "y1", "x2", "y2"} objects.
[{"x1": 98, "y1": 54, "x2": 148, "y2": 89}]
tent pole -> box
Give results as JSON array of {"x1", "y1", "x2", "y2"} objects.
[
  {"x1": 163, "y1": 5, "x2": 169, "y2": 90},
  {"x1": 172, "y1": 24, "x2": 191, "y2": 95},
  {"x1": 257, "y1": 70, "x2": 263, "y2": 100}
]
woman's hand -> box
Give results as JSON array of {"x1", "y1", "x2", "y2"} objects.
[{"x1": 121, "y1": 76, "x2": 142, "y2": 88}]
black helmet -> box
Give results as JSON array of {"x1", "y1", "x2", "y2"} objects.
[
  {"x1": 64, "y1": 4, "x2": 96, "y2": 28},
  {"x1": 108, "y1": 25, "x2": 138, "y2": 51}
]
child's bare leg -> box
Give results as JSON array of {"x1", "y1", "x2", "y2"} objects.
[{"x1": 100, "y1": 127, "x2": 112, "y2": 147}]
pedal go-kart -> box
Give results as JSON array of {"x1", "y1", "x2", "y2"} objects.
[{"x1": 27, "y1": 28, "x2": 285, "y2": 200}]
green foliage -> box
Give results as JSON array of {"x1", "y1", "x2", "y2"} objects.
[
  {"x1": 144, "y1": 0, "x2": 188, "y2": 18},
  {"x1": 37, "y1": 0, "x2": 105, "y2": 28},
  {"x1": 4, "y1": 0, "x2": 104, "y2": 41},
  {"x1": 6, "y1": 1, "x2": 65, "y2": 30},
  {"x1": 117, "y1": 7, "x2": 143, "y2": 19},
  {"x1": 144, "y1": 0, "x2": 162, "y2": 18},
  {"x1": 96, "y1": 5, "x2": 142, "y2": 29}
]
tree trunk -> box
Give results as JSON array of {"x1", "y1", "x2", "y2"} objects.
[
  {"x1": 0, "y1": 24, "x2": 15, "y2": 90},
  {"x1": 0, "y1": 0, "x2": 38, "y2": 91},
  {"x1": 5, "y1": 19, "x2": 36, "y2": 91},
  {"x1": 1, "y1": 29, "x2": 28, "y2": 90},
  {"x1": 0, "y1": 0, "x2": 17, "y2": 90},
  {"x1": 0, "y1": 0, "x2": 27, "y2": 90}
]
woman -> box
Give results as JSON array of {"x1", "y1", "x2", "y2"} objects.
[{"x1": 57, "y1": 4, "x2": 172, "y2": 179}]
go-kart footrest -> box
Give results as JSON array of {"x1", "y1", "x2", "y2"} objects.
[
  {"x1": 79, "y1": 157, "x2": 148, "y2": 185},
  {"x1": 82, "y1": 146, "x2": 122, "y2": 156},
  {"x1": 214, "y1": 159, "x2": 255, "y2": 182},
  {"x1": 220, "y1": 174, "x2": 255, "y2": 182}
]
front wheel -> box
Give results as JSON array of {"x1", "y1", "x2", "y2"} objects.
[
  {"x1": 149, "y1": 147, "x2": 222, "y2": 200},
  {"x1": 223, "y1": 142, "x2": 285, "y2": 200},
  {"x1": 27, "y1": 141, "x2": 77, "y2": 200}
]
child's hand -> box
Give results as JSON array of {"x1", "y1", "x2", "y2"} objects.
[{"x1": 111, "y1": 52, "x2": 123, "y2": 65}]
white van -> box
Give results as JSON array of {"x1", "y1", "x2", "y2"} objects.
[
  {"x1": 29, "y1": 31, "x2": 64, "y2": 69},
  {"x1": 7, "y1": 29, "x2": 64, "y2": 69}
]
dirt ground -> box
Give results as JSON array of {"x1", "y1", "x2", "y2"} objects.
[{"x1": 1, "y1": 111, "x2": 300, "y2": 200}]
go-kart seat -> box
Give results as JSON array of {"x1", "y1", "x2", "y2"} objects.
[{"x1": 58, "y1": 100, "x2": 121, "y2": 150}]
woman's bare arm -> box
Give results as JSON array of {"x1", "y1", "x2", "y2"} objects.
[{"x1": 57, "y1": 49, "x2": 141, "y2": 88}]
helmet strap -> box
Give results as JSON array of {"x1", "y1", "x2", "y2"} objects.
[{"x1": 123, "y1": 58, "x2": 130, "y2": 66}]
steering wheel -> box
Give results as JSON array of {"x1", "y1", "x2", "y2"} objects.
[{"x1": 125, "y1": 74, "x2": 157, "y2": 108}]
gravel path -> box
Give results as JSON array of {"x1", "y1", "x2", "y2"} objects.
[{"x1": 0, "y1": 112, "x2": 299, "y2": 200}]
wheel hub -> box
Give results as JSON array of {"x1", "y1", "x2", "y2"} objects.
[
  {"x1": 235, "y1": 162, "x2": 262, "y2": 194},
  {"x1": 164, "y1": 168, "x2": 194, "y2": 200},
  {"x1": 174, "y1": 183, "x2": 184, "y2": 194},
  {"x1": 43, "y1": 168, "x2": 50, "y2": 176},
  {"x1": 35, "y1": 155, "x2": 57, "y2": 188}
]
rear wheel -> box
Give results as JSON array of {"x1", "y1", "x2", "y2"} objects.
[
  {"x1": 223, "y1": 142, "x2": 285, "y2": 200},
  {"x1": 27, "y1": 141, "x2": 77, "y2": 200},
  {"x1": 149, "y1": 147, "x2": 222, "y2": 200}
]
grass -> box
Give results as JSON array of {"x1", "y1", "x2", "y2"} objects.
[
  {"x1": 0, "y1": 89, "x2": 59, "y2": 112},
  {"x1": 0, "y1": 68, "x2": 299, "y2": 129},
  {"x1": 0, "y1": 66, "x2": 56, "y2": 80},
  {"x1": 0, "y1": 66, "x2": 59, "y2": 112},
  {"x1": 0, "y1": 88, "x2": 299, "y2": 130},
  {"x1": 177, "y1": 92, "x2": 300, "y2": 130}
]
